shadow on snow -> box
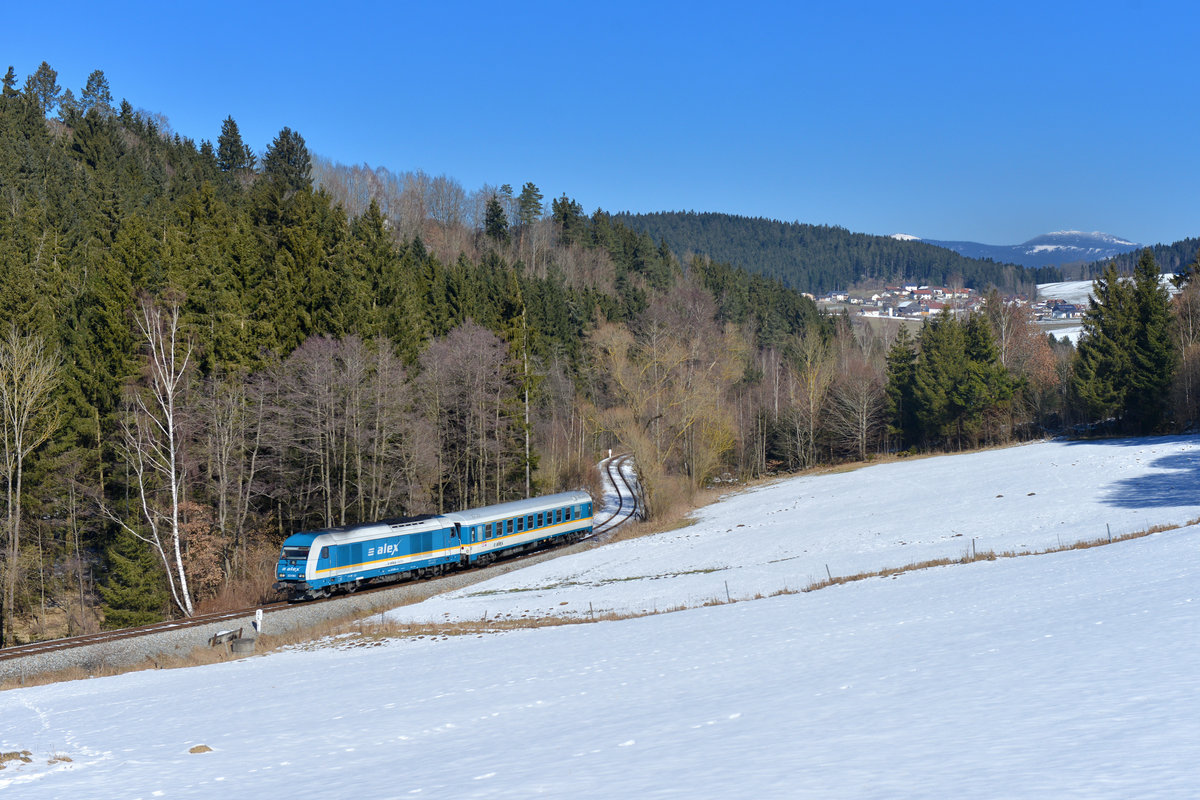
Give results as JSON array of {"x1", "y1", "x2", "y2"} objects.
[{"x1": 1064, "y1": 434, "x2": 1200, "y2": 510}]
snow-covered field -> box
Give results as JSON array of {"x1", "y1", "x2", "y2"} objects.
[
  {"x1": 3, "y1": 437, "x2": 1200, "y2": 798},
  {"x1": 1037, "y1": 280, "x2": 1096, "y2": 306},
  {"x1": 390, "y1": 437, "x2": 1200, "y2": 624}
]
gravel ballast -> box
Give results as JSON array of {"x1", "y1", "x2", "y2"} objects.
[{"x1": 0, "y1": 538, "x2": 599, "y2": 686}]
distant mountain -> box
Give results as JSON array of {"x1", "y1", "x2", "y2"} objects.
[
  {"x1": 612, "y1": 211, "x2": 1061, "y2": 295},
  {"x1": 898, "y1": 231, "x2": 1142, "y2": 270}
]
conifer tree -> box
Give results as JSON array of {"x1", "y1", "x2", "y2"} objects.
[
  {"x1": 217, "y1": 115, "x2": 255, "y2": 173},
  {"x1": 517, "y1": 182, "x2": 543, "y2": 228},
  {"x1": 551, "y1": 194, "x2": 586, "y2": 244},
  {"x1": 1, "y1": 67, "x2": 16, "y2": 99},
  {"x1": 57, "y1": 89, "x2": 80, "y2": 121},
  {"x1": 27, "y1": 61, "x2": 60, "y2": 116},
  {"x1": 959, "y1": 314, "x2": 1013, "y2": 442},
  {"x1": 1073, "y1": 263, "x2": 1134, "y2": 425},
  {"x1": 98, "y1": 528, "x2": 169, "y2": 628},
  {"x1": 1126, "y1": 249, "x2": 1176, "y2": 432},
  {"x1": 484, "y1": 195, "x2": 509, "y2": 243},
  {"x1": 913, "y1": 313, "x2": 968, "y2": 447},
  {"x1": 884, "y1": 326, "x2": 918, "y2": 448},
  {"x1": 262, "y1": 126, "x2": 312, "y2": 192},
  {"x1": 80, "y1": 69, "x2": 113, "y2": 117}
]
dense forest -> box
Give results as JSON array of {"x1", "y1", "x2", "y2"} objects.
[
  {"x1": 1076, "y1": 236, "x2": 1200, "y2": 280},
  {"x1": 611, "y1": 211, "x2": 1064, "y2": 295},
  {"x1": 0, "y1": 61, "x2": 1196, "y2": 645}
]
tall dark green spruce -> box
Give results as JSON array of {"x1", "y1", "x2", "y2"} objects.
[
  {"x1": 262, "y1": 126, "x2": 312, "y2": 192},
  {"x1": 216, "y1": 115, "x2": 256, "y2": 182},
  {"x1": 884, "y1": 326, "x2": 918, "y2": 448},
  {"x1": 1073, "y1": 251, "x2": 1174, "y2": 432},
  {"x1": 913, "y1": 313, "x2": 968, "y2": 447},
  {"x1": 485, "y1": 194, "x2": 510, "y2": 243},
  {"x1": 1073, "y1": 262, "x2": 1132, "y2": 424},
  {"x1": 99, "y1": 529, "x2": 169, "y2": 629},
  {"x1": 959, "y1": 314, "x2": 1013, "y2": 441},
  {"x1": 1126, "y1": 249, "x2": 1176, "y2": 432}
]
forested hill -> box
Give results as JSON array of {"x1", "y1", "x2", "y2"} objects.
[
  {"x1": 1081, "y1": 236, "x2": 1200, "y2": 279},
  {"x1": 612, "y1": 211, "x2": 1063, "y2": 295}
]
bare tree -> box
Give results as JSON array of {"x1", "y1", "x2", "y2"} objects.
[
  {"x1": 418, "y1": 322, "x2": 516, "y2": 511},
  {"x1": 397, "y1": 170, "x2": 432, "y2": 240},
  {"x1": 278, "y1": 336, "x2": 345, "y2": 528},
  {"x1": 827, "y1": 355, "x2": 885, "y2": 461},
  {"x1": 427, "y1": 174, "x2": 468, "y2": 255},
  {"x1": 194, "y1": 368, "x2": 265, "y2": 583},
  {"x1": 785, "y1": 331, "x2": 834, "y2": 469},
  {"x1": 105, "y1": 295, "x2": 197, "y2": 617},
  {"x1": 0, "y1": 328, "x2": 60, "y2": 646},
  {"x1": 592, "y1": 283, "x2": 745, "y2": 516}
]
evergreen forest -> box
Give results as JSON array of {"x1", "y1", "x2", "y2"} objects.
[
  {"x1": 611, "y1": 211, "x2": 1065, "y2": 295},
  {"x1": 0, "y1": 61, "x2": 1196, "y2": 644}
]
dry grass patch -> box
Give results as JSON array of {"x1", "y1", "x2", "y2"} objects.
[
  {"x1": 0, "y1": 750, "x2": 33, "y2": 769},
  {"x1": 780, "y1": 515, "x2": 1200, "y2": 597}
]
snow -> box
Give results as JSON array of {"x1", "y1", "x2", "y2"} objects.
[
  {"x1": 1037, "y1": 280, "x2": 1097, "y2": 305},
  {"x1": 1050, "y1": 324, "x2": 1084, "y2": 344},
  {"x1": 390, "y1": 437, "x2": 1200, "y2": 623},
  {"x1": 890, "y1": 233, "x2": 921, "y2": 241},
  {"x1": 1038, "y1": 275, "x2": 1178, "y2": 308},
  {"x1": 1042, "y1": 230, "x2": 1137, "y2": 246},
  {"x1": 3, "y1": 437, "x2": 1200, "y2": 798}
]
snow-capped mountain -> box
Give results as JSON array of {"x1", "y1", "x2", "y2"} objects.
[{"x1": 890, "y1": 231, "x2": 1141, "y2": 268}]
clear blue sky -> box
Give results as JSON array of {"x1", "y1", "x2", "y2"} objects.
[{"x1": 2, "y1": 0, "x2": 1197, "y2": 246}]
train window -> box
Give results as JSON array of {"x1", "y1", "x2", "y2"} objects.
[
  {"x1": 506, "y1": 518, "x2": 514, "y2": 534},
  {"x1": 282, "y1": 546, "x2": 309, "y2": 561},
  {"x1": 485, "y1": 523, "x2": 492, "y2": 539},
  {"x1": 555, "y1": 508, "x2": 562, "y2": 523},
  {"x1": 526, "y1": 515, "x2": 533, "y2": 530},
  {"x1": 320, "y1": 547, "x2": 330, "y2": 559},
  {"x1": 537, "y1": 512, "x2": 543, "y2": 527},
  {"x1": 517, "y1": 516, "x2": 524, "y2": 532},
  {"x1": 586, "y1": 502, "x2": 592, "y2": 516}
]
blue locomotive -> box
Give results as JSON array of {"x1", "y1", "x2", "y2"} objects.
[{"x1": 274, "y1": 491, "x2": 594, "y2": 600}]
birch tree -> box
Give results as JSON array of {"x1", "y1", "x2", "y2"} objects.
[
  {"x1": 107, "y1": 295, "x2": 196, "y2": 617},
  {"x1": 0, "y1": 329, "x2": 60, "y2": 646},
  {"x1": 785, "y1": 331, "x2": 834, "y2": 469}
]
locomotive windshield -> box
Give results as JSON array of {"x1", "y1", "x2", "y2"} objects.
[{"x1": 281, "y1": 546, "x2": 310, "y2": 561}]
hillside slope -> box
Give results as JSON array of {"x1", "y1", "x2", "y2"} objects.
[{"x1": 3, "y1": 437, "x2": 1199, "y2": 797}]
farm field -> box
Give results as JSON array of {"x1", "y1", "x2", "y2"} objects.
[{"x1": 2, "y1": 437, "x2": 1199, "y2": 798}]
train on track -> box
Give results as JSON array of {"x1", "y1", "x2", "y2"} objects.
[{"x1": 274, "y1": 491, "x2": 594, "y2": 601}]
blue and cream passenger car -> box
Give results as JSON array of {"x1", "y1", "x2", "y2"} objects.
[{"x1": 275, "y1": 491, "x2": 594, "y2": 600}]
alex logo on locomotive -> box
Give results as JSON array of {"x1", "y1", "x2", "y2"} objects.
[{"x1": 367, "y1": 542, "x2": 401, "y2": 558}]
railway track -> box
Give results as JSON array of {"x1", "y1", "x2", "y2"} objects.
[
  {"x1": 593, "y1": 453, "x2": 640, "y2": 534},
  {"x1": 0, "y1": 457, "x2": 642, "y2": 668}
]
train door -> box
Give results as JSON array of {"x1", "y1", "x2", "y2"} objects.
[{"x1": 454, "y1": 523, "x2": 468, "y2": 563}]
